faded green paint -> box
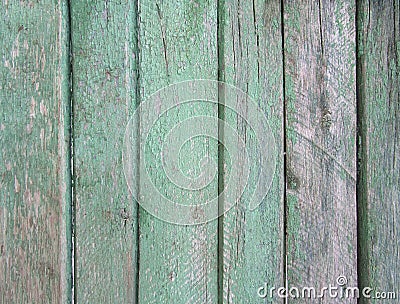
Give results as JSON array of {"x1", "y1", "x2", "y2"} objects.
[
  {"x1": 1, "y1": 1, "x2": 399, "y2": 303},
  {"x1": 0, "y1": 0, "x2": 71, "y2": 303},
  {"x1": 137, "y1": 0, "x2": 219, "y2": 303},
  {"x1": 70, "y1": 1, "x2": 138, "y2": 302},
  {"x1": 220, "y1": 0, "x2": 284, "y2": 303},
  {"x1": 357, "y1": 1, "x2": 400, "y2": 302}
]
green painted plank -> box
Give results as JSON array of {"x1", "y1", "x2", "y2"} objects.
[
  {"x1": 357, "y1": 1, "x2": 400, "y2": 302},
  {"x1": 70, "y1": 1, "x2": 138, "y2": 302},
  {"x1": 283, "y1": 0, "x2": 358, "y2": 300},
  {"x1": 0, "y1": 0, "x2": 71, "y2": 303},
  {"x1": 136, "y1": 0, "x2": 219, "y2": 303},
  {"x1": 220, "y1": 0, "x2": 284, "y2": 302}
]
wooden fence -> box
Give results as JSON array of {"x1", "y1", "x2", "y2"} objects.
[{"x1": 1, "y1": 0, "x2": 399, "y2": 303}]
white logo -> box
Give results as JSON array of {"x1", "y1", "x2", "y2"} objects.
[{"x1": 123, "y1": 80, "x2": 277, "y2": 225}]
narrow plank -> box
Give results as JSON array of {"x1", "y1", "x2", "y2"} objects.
[
  {"x1": 0, "y1": 0, "x2": 71, "y2": 303},
  {"x1": 220, "y1": 0, "x2": 284, "y2": 302},
  {"x1": 137, "y1": 0, "x2": 219, "y2": 303},
  {"x1": 357, "y1": 1, "x2": 400, "y2": 301},
  {"x1": 70, "y1": 1, "x2": 138, "y2": 302},
  {"x1": 284, "y1": 0, "x2": 358, "y2": 301}
]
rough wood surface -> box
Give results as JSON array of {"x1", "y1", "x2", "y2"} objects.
[
  {"x1": 357, "y1": 1, "x2": 400, "y2": 302},
  {"x1": 136, "y1": 0, "x2": 219, "y2": 303},
  {"x1": 1, "y1": 1, "x2": 400, "y2": 303},
  {"x1": 0, "y1": 0, "x2": 71, "y2": 303},
  {"x1": 283, "y1": 0, "x2": 358, "y2": 301},
  {"x1": 220, "y1": 0, "x2": 284, "y2": 303},
  {"x1": 70, "y1": 1, "x2": 138, "y2": 302}
]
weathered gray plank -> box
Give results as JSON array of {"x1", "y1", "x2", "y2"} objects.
[
  {"x1": 284, "y1": 0, "x2": 358, "y2": 301},
  {"x1": 357, "y1": 1, "x2": 400, "y2": 302},
  {"x1": 70, "y1": 1, "x2": 138, "y2": 302},
  {"x1": 0, "y1": 0, "x2": 72, "y2": 302},
  {"x1": 220, "y1": 0, "x2": 284, "y2": 302},
  {"x1": 137, "y1": 0, "x2": 219, "y2": 303}
]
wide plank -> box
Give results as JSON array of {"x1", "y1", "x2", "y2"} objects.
[
  {"x1": 0, "y1": 0, "x2": 72, "y2": 302},
  {"x1": 137, "y1": 0, "x2": 219, "y2": 303},
  {"x1": 283, "y1": 0, "x2": 358, "y2": 301},
  {"x1": 357, "y1": 1, "x2": 400, "y2": 302},
  {"x1": 70, "y1": 1, "x2": 138, "y2": 302},
  {"x1": 220, "y1": 0, "x2": 284, "y2": 302}
]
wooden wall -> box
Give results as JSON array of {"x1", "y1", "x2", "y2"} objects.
[{"x1": 0, "y1": 0, "x2": 398, "y2": 303}]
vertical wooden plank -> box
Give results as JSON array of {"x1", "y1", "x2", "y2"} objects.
[
  {"x1": 70, "y1": 1, "x2": 138, "y2": 302},
  {"x1": 284, "y1": 0, "x2": 358, "y2": 300},
  {"x1": 0, "y1": 0, "x2": 71, "y2": 303},
  {"x1": 220, "y1": 0, "x2": 284, "y2": 302},
  {"x1": 137, "y1": 0, "x2": 218, "y2": 303},
  {"x1": 357, "y1": 1, "x2": 400, "y2": 301}
]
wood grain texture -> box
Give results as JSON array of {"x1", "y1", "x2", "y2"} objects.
[
  {"x1": 0, "y1": 0, "x2": 71, "y2": 303},
  {"x1": 357, "y1": 1, "x2": 400, "y2": 302},
  {"x1": 220, "y1": 0, "x2": 284, "y2": 302},
  {"x1": 70, "y1": 1, "x2": 138, "y2": 302},
  {"x1": 2, "y1": 1, "x2": 399, "y2": 302},
  {"x1": 137, "y1": 0, "x2": 218, "y2": 303},
  {"x1": 283, "y1": 0, "x2": 358, "y2": 301}
]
